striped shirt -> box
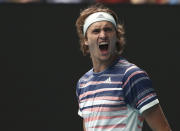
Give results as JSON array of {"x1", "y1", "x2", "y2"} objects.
[{"x1": 76, "y1": 56, "x2": 159, "y2": 131}]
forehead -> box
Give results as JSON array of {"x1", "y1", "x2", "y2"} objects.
[{"x1": 88, "y1": 21, "x2": 115, "y2": 30}]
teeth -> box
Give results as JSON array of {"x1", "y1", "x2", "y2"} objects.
[{"x1": 99, "y1": 42, "x2": 108, "y2": 45}]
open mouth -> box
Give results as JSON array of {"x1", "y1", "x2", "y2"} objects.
[{"x1": 99, "y1": 42, "x2": 109, "y2": 53}]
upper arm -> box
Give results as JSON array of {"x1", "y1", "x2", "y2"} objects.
[
  {"x1": 123, "y1": 67, "x2": 171, "y2": 130},
  {"x1": 83, "y1": 119, "x2": 86, "y2": 131},
  {"x1": 142, "y1": 104, "x2": 171, "y2": 131}
]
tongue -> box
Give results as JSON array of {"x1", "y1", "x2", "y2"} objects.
[{"x1": 100, "y1": 48, "x2": 108, "y2": 54}]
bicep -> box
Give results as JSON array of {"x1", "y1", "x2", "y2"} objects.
[{"x1": 142, "y1": 104, "x2": 171, "y2": 131}]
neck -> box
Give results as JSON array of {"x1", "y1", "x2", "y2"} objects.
[{"x1": 92, "y1": 54, "x2": 119, "y2": 73}]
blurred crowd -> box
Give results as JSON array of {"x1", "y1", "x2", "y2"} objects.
[{"x1": 0, "y1": 0, "x2": 179, "y2": 4}]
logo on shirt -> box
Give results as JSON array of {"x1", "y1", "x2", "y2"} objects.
[{"x1": 104, "y1": 77, "x2": 111, "y2": 84}]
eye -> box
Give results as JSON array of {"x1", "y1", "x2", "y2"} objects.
[
  {"x1": 92, "y1": 29, "x2": 100, "y2": 34},
  {"x1": 104, "y1": 27, "x2": 113, "y2": 32}
]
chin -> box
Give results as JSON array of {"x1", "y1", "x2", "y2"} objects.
[{"x1": 99, "y1": 55, "x2": 111, "y2": 61}]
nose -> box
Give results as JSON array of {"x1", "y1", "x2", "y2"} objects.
[{"x1": 99, "y1": 30, "x2": 107, "y2": 40}]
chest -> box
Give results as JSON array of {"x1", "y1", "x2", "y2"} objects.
[{"x1": 78, "y1": 75, "x2": 127, "y2": 112}]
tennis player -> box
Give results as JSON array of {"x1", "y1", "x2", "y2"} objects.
[{"x1": 75, "y1": 3, "x2": 171, "y2": 131}]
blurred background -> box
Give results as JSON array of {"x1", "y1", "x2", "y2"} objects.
[
  {"x1": 0, "y1": 0, "x2": 180, "y2": 5},
  {"x1": 0, "y1": 1, "x2": 179, "y2": 131}
]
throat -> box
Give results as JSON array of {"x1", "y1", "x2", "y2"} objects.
[
  {"x1": 92, "y1": 54, "x2": 119, "y2": 73},
  {"x1": 93, "y1": 64, "x2": 108, "y2": 73}
]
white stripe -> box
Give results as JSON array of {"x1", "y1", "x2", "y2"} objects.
[
  {"x1": 80, "y1": 99, "x2": 124, "y2": 108},
  {"x1": 78, "y1": 109, "x2": 83, "y2": 117},
  {"x1": 81, "y1": 75, "x2": 93, "y2": 82},
  {"x1": 100, "y1": 74, "x2": 124, "y2": 77},
  {"x1": 139, "y1": 99, "x2": 159, "y2": 114},
  {"x1": 86, "y1": 117, "x2": 126, "y2": 129},
  {"x1": 124, "y1": 65, "x2": 137, "y2": 74},
  {"x1": 79, "y1": 81, "x2": 104, "y2": 88},
  {"x1": 80, "y1": 81, "x2": 122, "y2": 88}
]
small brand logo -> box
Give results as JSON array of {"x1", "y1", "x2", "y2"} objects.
[
  {"x1": 105, "y1": 77, "x2": 111, "y2": 83},
  {"x1": 97, "y1": 14, "x2": 105, "y2": 18}
]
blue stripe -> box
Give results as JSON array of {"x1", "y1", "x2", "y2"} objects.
[
  {"x1": 79, "y1": 84, "x2": 123, "y2": 94},
  {"x1": 81, "y1": 103, "x2": 126, "y2": 110}
]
